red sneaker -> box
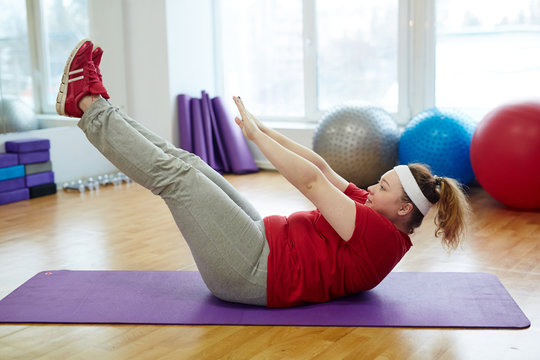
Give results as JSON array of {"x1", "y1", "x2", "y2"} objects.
[
  {"x1": 92, "y1": 46, "x2": 110, "y2": 99},
  {"x1": 56, "y1": 39, "x2": 109, "y2": 118}
]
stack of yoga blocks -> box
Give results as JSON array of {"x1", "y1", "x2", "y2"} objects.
[{"x1": 0, "y1": 138, "x2": 56, "y2": 205}]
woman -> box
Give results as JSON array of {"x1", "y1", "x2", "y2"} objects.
[{"x1": 57, "y1": 39, "x2": 470, "y2": 308}]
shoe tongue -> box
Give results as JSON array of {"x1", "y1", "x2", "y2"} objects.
[
  {"x1": 85, "y1": 61, "x2": 108, "y2": 97},
  {"x1": 92, "y1": 49, "x2": 103, "y2": 67}
]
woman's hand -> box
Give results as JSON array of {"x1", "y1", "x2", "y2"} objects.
[{"x1": 233, "y1": 96, "x2": 263, "y2": 141}]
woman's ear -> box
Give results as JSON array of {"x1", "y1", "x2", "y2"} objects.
[{"x1": 398, "y1": 202, "x2": 413, "y2": 216}]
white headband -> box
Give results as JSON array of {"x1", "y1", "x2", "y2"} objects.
[{"x1": 394, "y1": 165, "x2": 432, "y2": 216}]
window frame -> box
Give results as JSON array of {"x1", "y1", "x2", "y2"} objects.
[{"x1": 26, "y1": 0, "x2": 48, "y2": 114}]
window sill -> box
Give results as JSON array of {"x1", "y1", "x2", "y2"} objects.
[{"x1": 37, "y1": 114, "x2": 78, "y2": 129}]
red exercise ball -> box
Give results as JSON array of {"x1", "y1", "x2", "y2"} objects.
[{"x1": 470, "y1": 100, "x2": 540, "y2": 209}]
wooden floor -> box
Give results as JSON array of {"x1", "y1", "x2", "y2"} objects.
[{"x1": 0, "y1": 170, "x2": 539, "y2": 359}]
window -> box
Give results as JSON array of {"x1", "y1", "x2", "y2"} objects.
[
  {"x1": 316, "y1": 0, "x2": 398, "y2": 112},
  {"x1": 0, "y1": 0, "x2": 89, "y2": 133},
  {"x1": 217, "y1": 1, "x2": 540, "y2": 124},
  {"x1": 435, "y1": 0, "x2": 540, "y2": 117},
  {"x1": 40, "y1": 0, "x2": 90, "y2": 113},
  {"x1": 0, "y1": 0, "x2": 33, "y2": 108},
  {"x1": 217, "y1": 0, "x2": 399, "y2": 121},
  {"x1": 218, "y1": 0, "x2": 304, "y2": 117}
]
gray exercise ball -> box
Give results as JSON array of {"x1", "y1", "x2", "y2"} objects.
[
  {"x1": 0, "y1": 95, "x2": 38, "y2": 133},
  {"x1": 313, "y1": 104, "x2": 399, "y2": 189}
]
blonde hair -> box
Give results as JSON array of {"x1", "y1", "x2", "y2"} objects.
[{"x1": 401, "y1": 163, "x2": 471, "y2": 250}]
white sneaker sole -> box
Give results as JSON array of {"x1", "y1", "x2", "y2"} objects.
[{"x1": 56, "y1": 38, "x2": 91, "y2": 116}]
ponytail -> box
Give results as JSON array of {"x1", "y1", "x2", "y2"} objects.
[
  {"x1": 434, "y1": 177, "x2": 471, "y2": 250},
  {"x1": 402, "y1": 164, "x2": 471, "y2": 251}
]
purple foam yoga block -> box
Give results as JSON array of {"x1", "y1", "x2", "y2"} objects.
[
  {"x1": 18, "y1": 151, "x2": 50, "y2": 165},
  {"x1": 0, "y1": 177, "x2": 26, "y2": 193},
  {"x1": 5, "y1": 138, "x2": 50, "y2": 153},
  {"x1": 0, "y1": 153, "x2": 19, "y2": 168},
  {"x1": 0, "y1": 188, "x2": 29, "y2": 205},
  {"x1": 25, "y1": 171, "x2": 55, "y2": 187}
]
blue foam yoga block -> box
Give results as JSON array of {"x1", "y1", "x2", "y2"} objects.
[
  {"x1": 0, "y1": 153, "x2": 19, "y2": 168},
  {"x1": 0, "y1": 165, "x2": 25, "y2": 181},
  {"x1": 0, "y1": 177, "x2": 26, "y2": 193},
  {"x1": 18, "y1": 151, "x2": 50, "y2": 165},
  {"x1": 26, "y1": 171, "x2": 55, "y2": 187},
  {"x1": 0, "y1": 188, "x2": 29, "y2": 205},
  {"x1": 5, "y1": 138, "x2": 50, "y2": 153}
]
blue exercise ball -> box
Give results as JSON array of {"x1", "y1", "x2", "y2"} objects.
[{"x1": 398, "y1": 108, "x2": 476, "y2": 184}]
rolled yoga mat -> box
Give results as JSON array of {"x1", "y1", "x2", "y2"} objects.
[
  {"x1": 200, "y1": 90, "x2": 219, "y2": 171},
  {"x1": 0, "y1": 271, "x2": 529, "y2": 328},
  {"x1": 202, "y1": 90, "x2": 228, "y2": 173},
  {"x1": 189, "y1": 98, "x2": 208, "y2": 164},
  {"x1": 212, "y1": 97, "x2": 258, "y2": 174},
  {"x1": 177, "y1": 94, "x2": 193, "y2": 153}
]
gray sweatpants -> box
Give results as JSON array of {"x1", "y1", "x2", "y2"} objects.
[{"x1": 78, "y1": 96, "x2": 269, "y2": 306}]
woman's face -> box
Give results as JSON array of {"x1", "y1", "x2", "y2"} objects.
[{"x1": 365, "y1": 170, "x2": 408, "y2": 219}]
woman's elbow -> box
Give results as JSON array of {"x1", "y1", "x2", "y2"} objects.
[{"x1": 299, "y1": 168, "x2": 324, "y2": 194}]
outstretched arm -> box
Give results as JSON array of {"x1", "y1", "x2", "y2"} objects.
[
  {"x1": 241, "y1": 108, "x2": 350, "y2": 192},
  {"x1": 233, "y1": 97, "x2": 356, "y2": 241}
]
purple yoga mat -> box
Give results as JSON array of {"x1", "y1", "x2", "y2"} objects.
[{"x1": 0, "y1": 271, "x2": 530, "y2": 328}]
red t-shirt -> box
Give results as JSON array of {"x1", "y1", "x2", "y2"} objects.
[{"x1": 264, "y1": 183, "x2": 412, "y2": 308}]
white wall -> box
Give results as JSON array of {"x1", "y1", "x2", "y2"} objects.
[
  {"x1": 0, "y1": 127, "x2": 116, "y2": 184},
  {"x1": 122, "y1": 0, "x2": 171, "y2": 140},
  {"x1": 89, "y1": 0, "x2": 128, "y2": 114},
  {"x1": 165, "y1": 0, "x2": 216, "y2": 145}
]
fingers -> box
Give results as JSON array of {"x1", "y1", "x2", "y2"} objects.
[{"x1": 233, "y1": 96, "x2": 248, "y2": 116}]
